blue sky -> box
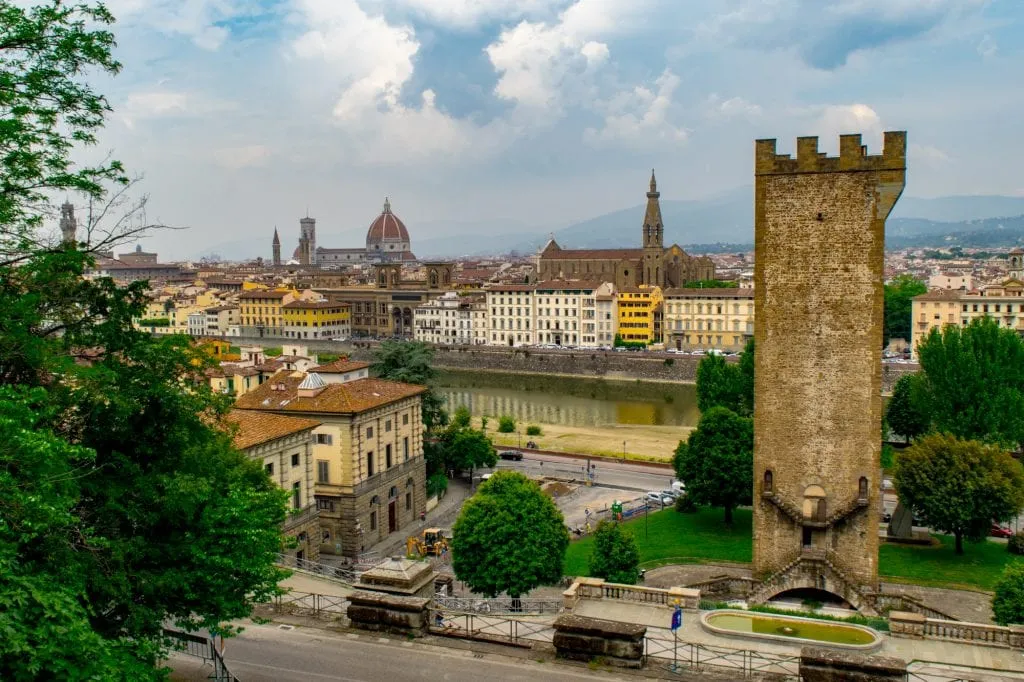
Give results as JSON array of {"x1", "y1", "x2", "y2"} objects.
[{"x1": 87, "y1": 0, "x2": 1022, "y2": 259}]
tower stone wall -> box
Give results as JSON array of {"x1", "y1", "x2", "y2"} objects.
[{"x1": 752, "y1": 132, "x2": 906, "y2": 603}]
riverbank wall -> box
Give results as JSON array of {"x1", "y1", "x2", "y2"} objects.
[{"x1": 228, "y1": 337, "x2": 915, "y2": 392}]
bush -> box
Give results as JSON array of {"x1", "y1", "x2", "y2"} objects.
[
  {"x1": 881, "y1": 444, "x2": 895, "y2": 470},
  {"x1": 317, "y1": 352, "x2": 340, "y2": 364},
  {"x1": 427, "y1": 472, "x2": 448, "y2": 498},
  {"x1": 138, "y1": 318, "x2": 170, "y2": 327},
  {"x1": 1009, "y1": 533, "x2": 1024, "y2": 556},
  {"x1": 263, "y1": 347, "x2": 283, "y2": 357},
  {"x1": 526, "y1": 425, "x2": 542, "y2": 436},
  {"x1": 588, "y1": 520, "x2": 640, "y2": 584},
  {"x1": 497, "y1": 415, "x2": 516, "y2": 433},
  {"x1": 993, "y1": 563, "x2": 1024, "y2": 625},
  {"x1": 664, "y1": 358, "x2": 674, "y2": 367},
  {"x1": 674, "y1": 494, "x2": 697, "y2": 513}
]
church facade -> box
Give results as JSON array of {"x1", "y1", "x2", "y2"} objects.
[
  {"x1": 536, "y1": 172, "x2": 715, "y2": 289},
  {"x1": 277, "y1": 199, "x2": 418, "y2": 267}
]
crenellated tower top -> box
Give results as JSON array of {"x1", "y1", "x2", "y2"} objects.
[{"x1": 755, "y1": 131, "x2": 906, "y2": 176}]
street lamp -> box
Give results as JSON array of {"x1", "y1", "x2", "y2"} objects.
[{"x1": 622, "y1": 441, "x2": 626, "y2": 464}]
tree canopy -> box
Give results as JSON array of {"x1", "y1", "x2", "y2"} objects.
[
  {"x1": 673, "y1": 406, "x2": 754, "y2": 525},
  {"x1": 883, "y1": 275, "x2": 927, "y2": 347},
  {"x1": 893, "y1": 433, "x2": 1024, "y2": 554},
  {"x1": 695, "y1": 339, "x2": 753, "y2": 416},
  {"x1": 993, "y1": 563, "x2": 1024, "y2": 626},
  {"x1": 885, "y1": 373, "x2": 930, "y2": 442},
  {"x1": 588, "y1": 520, "x2": 640, "y2": 584},
  {"x1": 914, "y1": 317, "x2": 1024, "y2": 450},
  {"x1": 451, "y1": 471, "x2": 569, "y2": 598},
  {"x1": 372, "y1": 340, "x2": 447, "y2": 430}
]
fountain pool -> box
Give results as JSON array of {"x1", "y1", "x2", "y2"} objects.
[{"x1": 701, "y1": 610, "x2": 882, "y2": 651}]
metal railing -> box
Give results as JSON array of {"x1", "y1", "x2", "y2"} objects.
[
  {"x1": 275, "y1": 552, "x2": 358, "y2": 585},
  {"x1": 644, "y1": 630, "x2": 800, "y2": 680},
  {"x1": 433, "y1": 594, "x2": 563, "y2": 615},
  {"x1": 164, "y1": 628, "x2": 240, "y2": 682},
  {"x1": 906, "y1": 672, "x2": 973, "y2": 682},
  {"x1": 264, "y1": 590, "x2": 350, "y2": 616},
  {"x1": 429, "y1": 609, "x2": 554, "y2": 646}
]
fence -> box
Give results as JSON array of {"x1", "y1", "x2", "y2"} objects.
[
  {"x1": 164, "y1": 628, "x2": 240, "y2": 682},
  {"x1": 643, "y1": 630, "x2": 800, "y2": 679},
  {"x1": 275, "y1": 552, "x2": 358, "y2": 585},
  {"x1": 433, "y1": 594, "x2": 563, "y2": 615},
  {"x1": 263, "y1": 590, "x2": 350, "y2": 617},
  {"x1": 430, "y1": 609, "x2": 555, "y2": 646}
]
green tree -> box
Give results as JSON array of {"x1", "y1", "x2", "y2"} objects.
[
  {"x1": 588, "y1": 520, "x2": 640, "y2": 584},
  {"x1": 695, "y1": 340, "x2": 754, "y2": 417},
  {"x1": 682, "y1": 280, "x2": 738, "y2": 289},
  {"x1": 452, "y1": 471, "x2": 569, "y2": 598},
  {"x1": 498, "y1": 414, "x2": 515, "y2": 433},
  {"x1": 673, "y1": 407, "x2": 753, "y2": 525},
  {"x1": 885, "y1": 373, "x2": 929, "y2": 442},
  {"x1": 373, "y1": 340, "x2": 447, "y2": 429},
  {"x1": 993, "y1": 563, "x2": 1024, "y2": 626},
  {"x1": 450, "y1": 427, "x2": 497, "y2": 482},
  {"x1": 450, "y1": 404, "x2": 472, "y2": 429},
  {"x1": 893, "y1": 433, "x2": 1024, "y2": 554},
  {"x1": 883, "y1": 275, "x2": 927, "y2": 347},
  {"x1": 737, "y1": 338, "x2": 755, "y2": 416},
  {"x1": 916, "y1": 317, "x2": 1024, "y2": 450}
]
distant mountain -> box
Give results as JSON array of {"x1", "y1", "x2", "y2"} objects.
[
  {"x1": 887, "y1": 215, "x2": 1024, "y2": 249},
  {"x1": 890, "y1": 196, "x2": 1024, "y2": 222}
]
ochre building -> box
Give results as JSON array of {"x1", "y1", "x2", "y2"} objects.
[
  {"x1": 536, "y1": 172, "x2": 715, "y2": 289},
  {"x1": 752, "y1": 132, "x2": 906, "y2": 613}
]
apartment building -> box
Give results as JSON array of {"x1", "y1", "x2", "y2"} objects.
[
  {"x1": 205, "y1": 305, "x2": 240, "y2": 336},
  {"x1": 227, "y1": 410, "x2": 322, "y2": 563},
  {"x1": 662, "y1": 287, "x2": 755, "y2": 351},
  {"x1": 617, "y1": 286, "x2": 663, "y2": 345},
  {"x1": 485, "y1": 284, "x2": 536, "y2": 346},
  {"x1": 595, "y1": 285, "x2": 619, "y2": 347},
  {"x1": 282, "y1": 300, "x2": 352, "y2": 340},
  {"x1": 234, "y1": 368, "x2": 426, "y2": 558},
  {"x1": 911, "y1": 280, "x2": 1024, "y2": 358},
  {"x1": 534, "y1": 281, "x2": 602, "y2": 347},
  {"x1": 413, "y1": 291, "x2": 474, "y2": 345}
]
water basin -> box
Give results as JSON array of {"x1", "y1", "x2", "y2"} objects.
[{"x1": 700, "y1": 610, "x2": 882, "y2": 651}]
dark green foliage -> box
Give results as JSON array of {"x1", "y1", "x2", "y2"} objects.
[
  {"x1": 427, "y1": 472, "x2": 448, "y2": 498},
  {"x1": 450, "y1": 405, "x2": 472, "y2": 429},
  {"x1": 695, "y1": 338, "x2": 753, "y2": 416},
  {"x1": 673, "y1": 407, "x2": 753, "y2": 525},
  {"x1": 138, "y1": 317, "x2": 170, "y2": 326},
  {"x1": 449, "y1": 427, "x2": 497, "y2": 473},
  {"x1": 664, "y1": 357, "x2": 674, "y2": 367},
  {"x1": 915, "y1": 318, "x2": 1024, "y2": 450},
  {"x1": 526, "y1": 425, "x2": 542, "y2": 436},
  {"x1": 263, "y1": 346, "x2": 282, "y2": 357},
  {"x1": 588, "y1": 521, "x2": 640, "y2": 584},
  {"x1": 674, "y1": 493, "x2": 697, "y2": 513},
  {"x1": 886, "y1": 374, "x2": 929, "y2": 442},
  {"x1": 452, "y1": 471, "x2": 569, "y2": 597},
  {"x1": 316, "y1": 352, "x2": 340, "y2": 364},
  {"x1": 880, "y1": 444, "x2": 895, "y2": 471},
  {"x1": 883, "y1": 275, "x2": 927, "y2": 347},
  {"x1": 682, "y1": 280, "x2": 737, "y2": 289},
  {"x1": 613, "y1": 334, "x2": 646, "y2": 349},
  {"x1": 993, "y1": 563, "x2": 1024, "y2": 625},
  {"x1": 894, "y1": 433, "x2": 1024, "y2": 554},
  {"x1": 498, "y1": 415, "x2": 515, "y2": 433},
  {"x1": 373, "y1": 340, "x2": 447, "y2": 430},
  {"x1": 1009, "y1": 533, "x2": 1024, "y2": 556}
]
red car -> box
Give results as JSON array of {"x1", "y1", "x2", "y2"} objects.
[{"x1": 991, "y1": 525, "x2": 1014, "y2": 539}]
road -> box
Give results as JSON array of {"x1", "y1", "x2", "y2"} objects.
[
  {"x1": 206, "y1": 623, "x2": 632, "y2": 682},
  {"x1": 491, "y1": 451, "x2": 675, "y2": 494}
]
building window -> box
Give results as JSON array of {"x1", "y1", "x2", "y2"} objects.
[
  {"x1": 385, "y1": 419, "x2": 392, "y2": 432},
  {"x1": 317, "y1": 460, "x2": 329, "y2": 483},
  {"x1": 265, "y1": 463, "x2": 274, "y2": 476},
  {"x1": 292, "y1": 481, "x2": 301, "y2": 509},
  {"x1": 403, "y1": 436, "x2": 409, "y2": 461},
  {"x1": 386, "y1": 444, "x2": 393, "y2": 469},
  {"x1": 369, "y1": 510, "x2": 377, "y2": 531},
  {"x1": 316, "y1": 433, "x2": 332, "y2": 445},
  {"x1": 367, "y1": 451, "x2": 375, "y2": 477},
  {"x1": 366, "y1": 426, "x2": 374, "y2": 439},
  {"x1": 403, "y1": 413, "x2": 409, "y2": 425},
  {"x1": 291, "y1": 453, "x2": 300, "y2": 467},
  {"x1": 406, "y1": 491, "x2": 412, "y2": 511}
]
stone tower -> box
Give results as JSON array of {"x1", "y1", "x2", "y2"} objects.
[
  {"x1": 299, "y1": 216, "x2": 316, "y2": 265},
  {"x1": 751, "y1": 132, "x2": 906, "y2": 613},
  {"x1": 641, "y1": 169, "x2": 664, "y2": 287},
  {"x1": 272, "y1": 227, "x2": 281, "y2": 266},
  {"x1": 1008, "y1": 248, "x2": 1023, "y2": 280},
  {"x1": 59, "y1": 201, "x2": 77, "y2": 245}
]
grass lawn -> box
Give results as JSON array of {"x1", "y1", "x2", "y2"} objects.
[
  {"x1": 563, "y1": 507, "x2": 752, "y2": 576},
  {"x1": 564, "y1": 507, "x2": 1019, "y2": 592},
  {"x1": 880, "y1": 534, "x2": 1020, "y2": 592}
]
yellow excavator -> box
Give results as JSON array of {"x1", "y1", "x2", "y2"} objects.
[{"x1": 406, "y1": 528, "x2": 450, "y2": 557}]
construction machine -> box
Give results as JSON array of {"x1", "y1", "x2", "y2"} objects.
[{"x1": 406, "y1": 528, "x2": 450, "y2": 558}]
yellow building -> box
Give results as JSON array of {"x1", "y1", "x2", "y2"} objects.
[
  {"x1": 616, "y1": 286, "x2": 662, "y2": 345},
  {"x1": 238, "y1": 288, "x2": 296, "y2": 334},
  {"x1": 234, "y1": 365, "x2": 427, "y2": 558},
  {"x1": 282, "y1": 300, "x2": 352, "y2": 340},
  {"x1": 662, "y1": 287, "x2": 755, "y2": 351},
  {"x1": 910, "y1": 280, "x2": 1024, "y2": 358}
]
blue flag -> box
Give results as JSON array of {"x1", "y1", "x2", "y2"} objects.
[{"x1": 671, "y1": 606, "x2": 682, "y2": 632}]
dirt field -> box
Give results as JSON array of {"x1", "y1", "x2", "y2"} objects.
[{"x1": 478, "y1": 418, "x2": 690, "y2": 461}]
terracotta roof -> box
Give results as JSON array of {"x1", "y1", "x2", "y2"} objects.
[
  {"x1": 221, "y1": 363, "x2": 260, "y2": 377},
  {"x1": 234, "y1": 370, "x2": 426, "y2": 414},
  {"x1": 226, "y1": 409, "x2": 320, "y2": 450},
  {"x1": 238, "y1": 289, "x2": 289, "y2": 300},
  {"x1": 541, "y1": 248, "x2": 641, "y2": 260},
  {"x1": 312, "y1": 359, "x2": 370, "y2": 373},
  {"x1": 913, "y1": 289, "x2": 963, "y2": 301},
  {"x1": 663, "y1": 288, "x2": 754, "y2": 299},
  {"x1": 535, "y1": 279, "x2": 604, "y2": 291},
  {"x1": 486, "y1": 284, "x2": 536, "y2": 292},
  {"x1": 366, "y1": 198, "x2": 410, "y2": 244}
]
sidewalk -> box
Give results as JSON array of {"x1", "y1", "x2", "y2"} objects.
[{"x1": 364, "y1": 478, "x2": 472, "y2": 558}]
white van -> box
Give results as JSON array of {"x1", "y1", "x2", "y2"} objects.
[{"x1": 671, "y1": 480, "x2": 686, "y2": 494}]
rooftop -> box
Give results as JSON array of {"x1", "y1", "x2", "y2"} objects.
[
  {"x1": 234, "y1": 370, "x2": 426, "y2": 415},
  {"x1": 312, "y1": 359, "x2": 371, "y2": 374},
  {"x1": 226, "y1": 409, "x2": 320, "y2": 450},
  {"x1": 664, "y1": 288, "x2": 754, "y2": 299}
]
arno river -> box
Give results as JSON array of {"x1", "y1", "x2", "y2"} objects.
[{"x1": 435, "y1": 369, "x2": 699, "y2": 428}]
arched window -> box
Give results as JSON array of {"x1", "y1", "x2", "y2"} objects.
[
  {"x1": 858, "y1": 476, "x2": 868, "y2": 499},
  {"x1": 763, "y1": 469, "x2": 773, "y2": 493},
  {"x1": 801, "y1": 485, "x2": 826, "y2": 519}
]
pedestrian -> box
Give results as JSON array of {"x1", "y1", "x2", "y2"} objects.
[{"x1": 420, "y1": 510, "x2": 425, "y2": 522}]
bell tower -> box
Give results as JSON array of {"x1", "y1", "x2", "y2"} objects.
[
  {"x1": 272, "y1": 227, "x2": 281, "y2": 266},
  {"x1": 59, "y1": 201, "x2": 77, "y2": 245},
  {"x1": 642, "y1": 169, "x2": 665, "y2": 286}
]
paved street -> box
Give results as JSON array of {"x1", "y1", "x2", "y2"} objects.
[
  {"x1": 493, "y1": 451, "x2": 674, "y2": 493},
  {"x1": 182, "y1": 622, "x2": 633, "y2": 682}
]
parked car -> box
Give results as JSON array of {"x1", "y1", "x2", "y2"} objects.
[
  {"x1": 671, "y1": 480, "x2": 686, "y2": 495},
  {"x1": 499, "y1": 450, "x2": 523, "y2": 461},
  {"x1": 645, "y1": 491, "x2": 674, "y2": 506},
  {"x1": 661, "y1": 489, "x2": 681, "y2": 500},
  {"x1": 991, "y1": 524, "x2": 1014, "y2": 539}
]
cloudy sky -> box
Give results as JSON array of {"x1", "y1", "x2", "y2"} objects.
[{"x1": 85, "y1": 0, "x2": 1021, "y2": 259}]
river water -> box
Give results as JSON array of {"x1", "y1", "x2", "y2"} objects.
[{"x1": 435, "y1": 369, "x2": 699, "y2": 428}]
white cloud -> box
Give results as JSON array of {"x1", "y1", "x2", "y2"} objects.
[
  {"x1": 814, "y1": 103, "x2": 883, "y2": 142},
  {"x1": 213, "y1": 145, "x2": 271, "y2": 169},
  {"x1": 910, "y1": 143, "x2": 950, "y2": 165},
  {"x1": 584, "y1": 70, "x2": 688, "y2": 148},
  {"x1": 117, "y1": 90, "x2": 235, "y2": 129},
  {"x1": 705, "y1": 94, "x2": 762, "y2": 119},
  {"x1": 106, "y1": 0, "x2": 251, "y2": 50},
  {"x1": 383, "y1": 0, "x2": 560, "y2": 29}
]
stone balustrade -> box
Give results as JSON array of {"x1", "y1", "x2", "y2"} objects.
[
  {"x1": 553, "y1": 615, "x2": 647, "y2": 669},
  {"x1": 570, "y1": 577, "x2": 700, "y2": 610},
  {"x1": 889, "y1": 611, "x2": 1024, "y2": 649}
]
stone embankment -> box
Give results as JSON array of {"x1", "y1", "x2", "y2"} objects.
[{"x1": 229, "y1": 336, "x2": 916, "y2": 391}]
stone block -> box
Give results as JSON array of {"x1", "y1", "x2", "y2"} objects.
[
  {"x1": 346, "y1": 590, "x2": 431, "y2": 636},
  {"x1": 888, "y1": 611, "x2": 926, "y2": 639},
  {"x1": 799, "y1": 646, "x2": 906, "y2": 682},
  {"x1": 552, "y1": 615, "x2": 646, "y2": 669}
]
